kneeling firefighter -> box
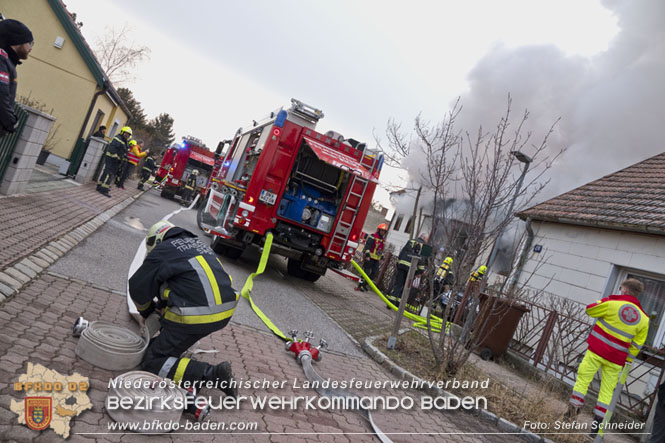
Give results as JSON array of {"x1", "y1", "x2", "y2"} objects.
[{"x1": 129, "y1": 221, "x2": 238, "y2": 397}]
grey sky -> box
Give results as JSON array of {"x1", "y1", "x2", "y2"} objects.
[{"x1": 61, "y1": 0, "x2": 639, "y2": 206}]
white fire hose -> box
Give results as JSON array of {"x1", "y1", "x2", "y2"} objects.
[
  {"x1": 74, "y1": 320, "x2": 150, "y2": 371},
  {"x1": 299, "y1": 351, "x2": 392, "y2": 443}
]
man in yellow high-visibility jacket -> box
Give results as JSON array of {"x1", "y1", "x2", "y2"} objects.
[{"x1": 568, "y1": 278, "x2": 649, "y2": 435}]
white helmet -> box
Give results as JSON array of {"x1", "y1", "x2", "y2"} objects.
[
  {"x1": 145, "y1": 221, "x2": 175, "y2": 253},
  {"x1": 192, "y1": 169, "x2": 199, "y2": 176}
]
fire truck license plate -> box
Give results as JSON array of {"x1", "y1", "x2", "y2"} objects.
[{"x1": 259, "y1": 189, "x2": 277, "y2": 205}]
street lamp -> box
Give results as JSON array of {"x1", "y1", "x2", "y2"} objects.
[{"x1": 486, "y1": 150, "x2": 533, "y2": 270}]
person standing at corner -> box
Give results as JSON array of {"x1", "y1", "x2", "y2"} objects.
[
  {"x1": 129, "y1": 221, "x2": 238, "y2": 398},
  {"x1": 0, "y1": 19, "x2": 33, "y2": 138},
  {"x1": 117, "y1": 139, "x2": 147, "y2": 189},
  {"x1": 356, "y1": 223, "x2": 388, "y2": 292},
  {"x1": 92, "y1": 125, "x2": 106, "y2": 139},
  {"x1": 566, "y1": 278, "x2": 649, "y2": 437},
  {"x1": 96, "y1": 126, "x2": 131, "y2": 197}
]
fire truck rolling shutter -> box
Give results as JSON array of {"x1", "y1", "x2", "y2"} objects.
[{"x1": 302, "y1": 137, "x2": 371, "y2": 180}]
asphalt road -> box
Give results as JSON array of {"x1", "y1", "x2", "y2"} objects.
[{"x1": 50, "y1": 188, "x2": 363, "y2": 357}]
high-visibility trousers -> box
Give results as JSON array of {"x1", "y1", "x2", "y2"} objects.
[{"x1": 570, "y1": 350, "x2": 623, "y2": 418}]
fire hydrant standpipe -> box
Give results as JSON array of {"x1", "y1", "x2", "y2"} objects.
[{"x1": 242, "y1": 233, "x2": 392, "y2": 443}]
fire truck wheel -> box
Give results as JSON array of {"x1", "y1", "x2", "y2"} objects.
[
  {"x1": 224, "y1": 247, "x2": 243, "y2": 260},
  {"x1": 286, "y1": 258, "x2": 324, "y2": 282},
  {"x1": 211, "y1": 236, "x2": 228, "y2": 255},
  {"x1": 160, "y1": 187, "x2": 174, "y2": 199},
  {"x1": 303, "y1": 270, "x2": 324, "y2": 282}
]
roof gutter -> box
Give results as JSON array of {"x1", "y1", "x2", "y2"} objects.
[{"x1": 518, "y1": 213, "x2": 665, "y2": 237}]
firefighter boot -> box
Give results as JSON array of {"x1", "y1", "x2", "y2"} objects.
[
  {"x1": 589, "y1": 415, "x2": 603, "y2": 437},
  {"x1": 204, "y1": 361, "x2": 237, "y2": 398}
]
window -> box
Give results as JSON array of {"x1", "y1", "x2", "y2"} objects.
[
  {"x1": 88, "y1": 110, "x2": 104, "y2": 138},
  {"x1": 405, "y1": 216, "x2": 414, "y2": 234},
  {"x1": 108, "y1": 121, "x2": 119, "y2": 138},
  {"x1": 393, "y1": 215, "x2": 404, "y2": 231},
  {"x1": 615, "y1": 270, "x2": 665, "y2": 347}
]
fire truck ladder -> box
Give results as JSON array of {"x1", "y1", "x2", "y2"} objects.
[{"x1": 327, "y1": 174, "x2": 369, "y2": 257}]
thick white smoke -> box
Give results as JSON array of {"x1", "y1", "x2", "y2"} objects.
[
  {"x1": 403, "y1": 0, "x2": 665, "y2": 201},
  {"x1": 394, "y1": 0, "x2": 664, "y2": 270}
]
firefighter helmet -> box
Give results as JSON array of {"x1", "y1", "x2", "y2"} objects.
[
  {"x1": 478, "y1": 265, "x2": 487, "y2": 275},
  {"x1": 443, "y1": 256, "x2": 453, "y2": 265},
  {"x1": 145, "y1": 221, "x2": 175, "y2": 253},
  {"x1": 377, "y1": 223, "x2": 388, "y2": 231},
  {"x1": 192, "y1": 169, "x2": 199, "y2": 176},
  {"x1": 121, "y1": 126, "x2": 133, "y2": 135},
  {"x1": 128, "y1": 140, "x2": 137, "y2": 147}
]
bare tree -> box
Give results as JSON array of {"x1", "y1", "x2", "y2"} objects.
[
  {"x1": 94, "y1": 24, "x2": 151, "y2": 85},
  {"x1": 387, "y1": 95, "x2": 564, "y2": 376}
]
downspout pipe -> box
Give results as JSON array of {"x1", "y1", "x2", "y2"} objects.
[
  {"x1": 508, "y1": 217, "x2": 533, "y2": 293},
  {"x1": 75, "y1": 80, "x2": 109, "y2": 145}
]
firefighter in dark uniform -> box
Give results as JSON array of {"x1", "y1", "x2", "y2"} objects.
[
  {"x1": 182, "y1": 169, "x2": 198, "y2": 204},
  {"x1": 138, "y1": 153, "x2": 157, "y2": 190},
  {"x1": 96, "y1": 126, "x2": 132, "y2": 197},
  {"x1": 387, "y1": 234, "x2": 429, "y2": 309},
  {"x1": 129, "y1": 221, "x2": 237, "y2": 397},
  {"x1": 356, "y1": 223, "x2": 388, "y2": 292}
]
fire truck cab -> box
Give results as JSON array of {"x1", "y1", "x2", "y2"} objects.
[
  {"x1": 198, "y1": 99, "x2": 383, "y2": 281},
  {"x1": 156, "y1": 136, "x2": 215, "y2": 201}
]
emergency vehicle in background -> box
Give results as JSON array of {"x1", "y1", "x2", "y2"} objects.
[
  {"x1": 198, "y1": 99, "x2": 384, "y2": 282},
  {"x1": 155, "y1": 136, "x2": 215, "y2": 201}
]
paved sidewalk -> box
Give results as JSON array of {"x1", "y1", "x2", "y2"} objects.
[
  {"x1": 0, "y1": 273, "x2": 520, "y2": 442},
  {"x1": 0, "y1": 180, "x2": 142, "y2": 269}
]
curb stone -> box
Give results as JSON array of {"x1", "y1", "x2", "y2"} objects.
[
  {"x1": 0, "y1": 191, "x2": 146, "y2": 307},
  {"x1": 363, "y1": 335, "x2": 549, "y2": 443}
]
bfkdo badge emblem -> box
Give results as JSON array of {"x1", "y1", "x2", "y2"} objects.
[{"x1": 25, "y1": 397, "x2": 52, "y2": 431}]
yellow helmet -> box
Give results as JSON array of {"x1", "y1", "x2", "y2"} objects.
[
  {"x1": 121, "y1": 126, "x2": 133, "y2": 135},
  {"x1": 128, "y1": 140, "x2": 137, "y2": 146},
  {"x1": 145, "y1": 221, "x2": 174, "y2": 253},
  {"x1": 478, "y1": 265, "x2": 487, "y2": 275},
  {"x1": 443, "y1": 256, "x2": 453, "y2": 265}
]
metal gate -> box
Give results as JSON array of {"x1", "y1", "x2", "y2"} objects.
[
  {"x1": 0, "y1": 105, "x2": 29, "y2": 182},
  {"x1": 66, "y1": 137, "x2": 89, "y2": 177}
]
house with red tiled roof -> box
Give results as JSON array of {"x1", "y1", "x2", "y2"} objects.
[{"x1": 513, "y1": 152, "x2": 665, "y2": 348}]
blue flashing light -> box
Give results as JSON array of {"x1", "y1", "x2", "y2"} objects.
[
  {"x1": 377, "y1": 153, "x2": 384, "y2": 172},
  {"x1": 223, "y1": 160, "x2": 231, "y2": 167},
  {"x1": 275, "y1": 110, "x2": 288, "y2": 128}
]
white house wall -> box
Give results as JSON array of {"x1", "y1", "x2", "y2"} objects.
[{"x1": 517, "y1": 220, "x2": 665, "y2": 305}]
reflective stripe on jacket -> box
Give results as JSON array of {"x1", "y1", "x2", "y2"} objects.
[
  {"x1": 365, "y1": 232, "x2": 385, "y2": 260},
  {"x1": 105, "y1": 136, "x2": 127, "y2": 160},
  {"x1": 397, "y1": 238, "x2": 427, "y2": 274},
  {"x1": 127, "y1": 144, "x2": 147, "y2": 165},
  {"x1": 128, "y1": 228, "x2": 237, "y2": 334},
  {"x1": 585, "y1": 294, "x2": 649, "y2": 366},
  {"x1": 184, "y1": 175, "x2": 197, "y2": 191}
]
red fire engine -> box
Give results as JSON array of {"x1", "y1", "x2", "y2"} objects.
[
  {"x1": 155, "y1": 136, "x2": 216, "y2": 200},
  {"x1": 198, "y1": 99, "x2": 383, "y2": 281}
]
